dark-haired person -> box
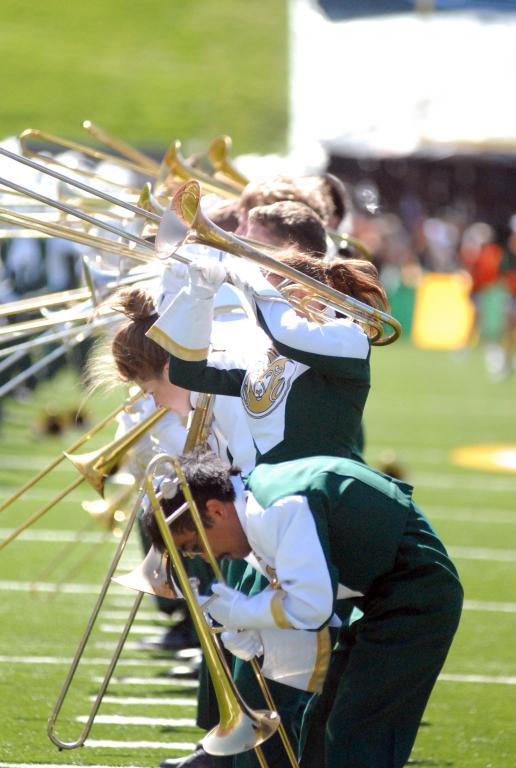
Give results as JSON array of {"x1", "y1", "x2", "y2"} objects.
[
  {"x1": 236, "y1": 200, "x2": 327, "y2": 258},
  {"x1": 238, "y1": 175, "x2": 329, "y2": 231},
  {"x1": 143, "y1": 449, "x2": 463, "y2": 768}
]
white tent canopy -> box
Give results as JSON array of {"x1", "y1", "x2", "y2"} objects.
[{"x1": 289, "y1": 0, "x2": 516, "y2": 157}]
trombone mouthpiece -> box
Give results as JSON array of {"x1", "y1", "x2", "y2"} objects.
[{"x1": 159, "y1": 475, "x2": 178, "y2": 499}]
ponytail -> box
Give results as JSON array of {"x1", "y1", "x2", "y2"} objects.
[
  {"x1": 276, "y1": 251, "x2": 389, "y2": 311},
  {"x1": 111, "y1": 288, "x2": 168, "y2": 382},
  {"x1": 325, "y1": 258, "x2": 389, "y2": 311}
]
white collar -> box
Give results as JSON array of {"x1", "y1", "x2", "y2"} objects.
[{"x1": 230, "y1": 474, "x2": 249, "y2": 535}]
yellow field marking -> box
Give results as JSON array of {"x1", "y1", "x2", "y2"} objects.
[{"x1": 451, "y1": 444, "x2": 516, "y2": 474}]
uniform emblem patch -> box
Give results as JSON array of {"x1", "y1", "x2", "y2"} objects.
[{"x1": 241, "y1": 350, "x2": 297, "y2": 418}]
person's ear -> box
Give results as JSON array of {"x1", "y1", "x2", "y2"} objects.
[
  {"x1": 205, "y1": 498, "x2": 229, "y2": 521},
  {"x1": 162, "y1": 361, "x2": 170, "y2": 378}
]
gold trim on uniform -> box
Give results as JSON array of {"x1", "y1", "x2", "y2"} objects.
[
  {"x1": 307, "y1": 626, "x2": 332, "y2": 694},
  {"x1": 147, "y1": 326, "x2": 209, "y2": 362},
  {"x1": 265, "y1": 564, "x2": 280, "y2": 589},
  {"x1": 270, "y1": 589, "x2": 293, "y2": 629}
]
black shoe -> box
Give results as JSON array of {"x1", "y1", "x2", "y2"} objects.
[
  {"x1": 160, "y1": 747, "x2": 214, "y2": 768},
  {"x1": 163, "y1": 662, "x2": 200, "y2": 680},
  {"x1": 139, "y1": 619, "x2": 200, "y2": 652}
]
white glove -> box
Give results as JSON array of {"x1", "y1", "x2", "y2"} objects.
[
  {"x1": 188, "y1": 254, "x2": 227, "y2": 300},
  {"x1": 208, "y1": 582, "x2": 248, "y2": 628},
  {"x1": 208, "y1": 582, "x2": 279, "y2": 630},
  {"x1": 156, "y1": 260, "x2": 189, "y2": 314},
  {"x1": 224, "y1": 256, "x2": 282, "y2": 302},
  {"x1": 220, "y1": 629, "x2": 263, "y2": 661}
]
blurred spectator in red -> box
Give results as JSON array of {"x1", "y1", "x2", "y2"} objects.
[
  {"x1": 497, "y1": 215, "x2": 516, "y2": 375},
  {"x1": 460, "y1": 222, "x2": 505, "y2": 377}
]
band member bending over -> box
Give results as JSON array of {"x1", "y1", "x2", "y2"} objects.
[{"x1": 143, "y1": 449, "x2": 463, "y2": 768}]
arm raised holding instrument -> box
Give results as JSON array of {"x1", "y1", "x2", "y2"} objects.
[{"x1": 147, "y1": 249, "x2": 386, "y2": 464}]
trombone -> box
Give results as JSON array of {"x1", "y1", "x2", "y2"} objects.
[
  {"x1": 0, "y1": 390, "x2": 143, "y2": 515},
  {"x1": 46, "y1": 394, "x2": 217, "y2": 751},
  {"x1": 146, "y1": 455, "x2": 281, "y2": 763},
  {"x1": 207, "y1": 135, "x2": 248, "y2": 189},
  {"x1": 0, "y1": 394, "x2": 167, "y2": 550},
  {"x1": 19, "y1": 128, "x2": 152, "y2": 189},
  {"x1": 47, "y1": 478, "x2": 157, "y2": 750},
  {"x1": 156, "y1": 140, "x2": 243, "y2": 200},
  {"x1": 172, "y1": 180, "x2": 402, "y2": 345},
  {"x1": 31, "y1": 480, "x2": 135, "y2": 595},
  {"x1": 82, "y1": 120, "x2": 161, "y2": 176}
]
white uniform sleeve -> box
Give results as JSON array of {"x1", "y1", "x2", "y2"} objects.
[
  {"x1": 255, "y1": 300, "x2": 369, "y2": 360},
  {"x1": 247, "y1": 495, "x2": 335, "y2": 630}
]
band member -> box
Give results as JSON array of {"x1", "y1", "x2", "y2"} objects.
[
  {"x1": 143, "y1": 449, "x2": 463, "y2": 768},
  {"x1": 236, "y1": 200, "x2": 327, "y2": 258},
  {"x1": 238, "y1": 175, "x2": 329, "y2": 230},
  {"x1": 97, "y1": 286, "x2": 310, "y2": 768},
  {"x1": 147, "y1": 251, "x2": 388, "y2": 465}
]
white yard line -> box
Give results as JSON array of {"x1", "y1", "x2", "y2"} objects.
[
  {"x1": 0, "y1": 579, "x2": 127, "y2": 594},
  {"x1": 439, "y1": 673, "x2": 516, "y2": 685},
  {"x1": 85, "y1": 740, "x2": 196, "y2": 750},
  {"x1": 76, "y1": 714, "x2": 196, "y2": 727},
  {"x1": 0, "y1": 764, "x2": 148, "y2": 768},
  {"x1": 448, "y1": 546, "x2": 516, "y2": 562},
  {"x1": 93, "y1": 640, "x2": 156, "y2": 652},
  {"x1": 99, "y1": 623, "x2": 170, "y2": 635},
  {"x1": 92, "y1": 695, "x2": 195, "y2": 706},
  {"x1": 414, "y1": 473, "x2": 516, "y2": 492},
  {"x1": 463, "y1": 599, "x2": 516, "y2": 613},
  {"x1": 0, "y1": 528, "x2": 117, "y2": 543},
  {"x1": 0, "y1": 655, "x2": 173, "y2": 667},
  {"x1": 428, "y1": 507, "x2": 516, "y2": 524},
  {"x1": 94, "y1": 676, "x2": 199, "y2": 688},
  {"x1": 101, "y1": 610, "x2": 167, "y2": 621}
]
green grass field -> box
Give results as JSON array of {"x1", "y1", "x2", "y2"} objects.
[
  {"x1": 0, "y1": 342, "x2": 515, "y2": 767},
  {"x1": 0, "y1": 0, "x2": 288, "y2": 154}
]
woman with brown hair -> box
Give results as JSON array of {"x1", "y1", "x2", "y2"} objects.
[
  {"x1": 93, "y1": 285, "x2": 314, "y2": 768},
  {"x1": 105, "y1": 286, "x2": 259, "y2": 474},
  {"x1": 147, "y1": 249, "x2": 388, "y2": 467}
]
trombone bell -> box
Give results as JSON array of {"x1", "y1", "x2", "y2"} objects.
[
  {"x1": 112, "y1": 547, "x2": 178, "y2": 600},
  {"x1": 82, "y1": 483, "x2": 133, "y2": 533},
  {"x1": 64, "y1": 405, "x2": 167, "y2": 497},
  {"x1": 203, "y1": 710, "x2": 280, "y2": 757}
]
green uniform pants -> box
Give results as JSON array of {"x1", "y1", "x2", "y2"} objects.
[{"x1": 299, "y1": 505, "x2": 463, "y2": 768}]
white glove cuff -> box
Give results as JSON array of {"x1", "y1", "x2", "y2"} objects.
[
  {"x1": 146, "y1": 288, "x2": 213, "y2": 361},
  {"x1": 233, "y1": 588, "x2": 294, "y2": 631}
]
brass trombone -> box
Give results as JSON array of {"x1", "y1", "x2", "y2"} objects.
[
  {"x1": 47, "y1": 478, "x2": 156, "y2": 750},
  {"x1": 0, "y1": 146, "x2": 161, "y2": 228},
  {"x1": 0, "y1": 390, "x2": 143, "y2": 515},
  {"x1": 0, "y1": 252, "x2": 157, "y2": 349},
  {"x1": 0, "y1": 207, "x2": 155, "y2": 269},
  {"x1": 0, "y1": 395, "x2": 167, "y2": 550},
  {"x1": 146, "y1": 455, "x2": 281, "y2": 763},
  {"x1": 207, "y1": 135, "x2": 248, "y2": 189},
  {"x1": 19, "y1": 128, "x2": 151, "y2": 186},
  {"x1": 327, "y1": 229, "x2": 372, "y2": 260},
  {"x1": 156, "y1": 140, "x2": 243, "y2": 200},
  {"x1": 30, "y1": 480, "x2": 135, "y2": 595},
  {"x1": 82, "y1": 120, "x2": 161, "y2": 176},
  {"x1": 46, "y1": 394, "x2": 216, "y2": 751},
  {"x1": 172, "y1": 180, "x2": 401, "y2": 345}
]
